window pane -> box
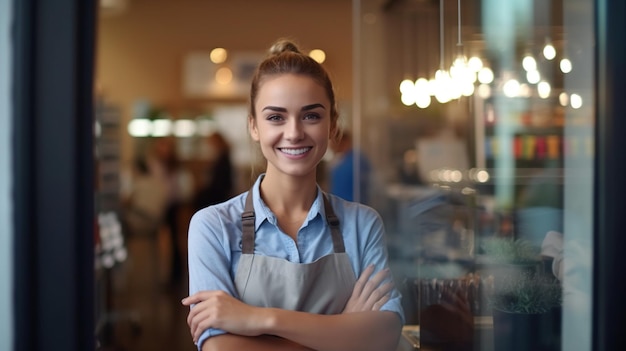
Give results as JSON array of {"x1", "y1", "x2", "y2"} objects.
[{"x1": 354, "y1": 0, "x2": 594, "y2": 350}]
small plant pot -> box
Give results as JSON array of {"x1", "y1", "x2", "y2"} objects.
[{"x1": 492, "y1": 307, "x2": 561, "y2": 351}]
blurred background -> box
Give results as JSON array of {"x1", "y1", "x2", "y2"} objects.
[{"x1": 92, "y1": 0, "x2": 594, "y2": 350}]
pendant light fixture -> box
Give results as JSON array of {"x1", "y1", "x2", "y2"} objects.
[
  {"x1": 414, "y1": 9, "x2": 431, "y2": 109},
  {"x1": 400, "y1": 12, "x2": 417, "y2": 106},
  {"x1": 433, "y1": 0, "x2": 452, "y2": 103},
  {"x1": 449, "y1": 0, "x2": 475, "y2": 97},
  {"x1": 398, "y1": 0, "x2": 493, "y2": 108}
]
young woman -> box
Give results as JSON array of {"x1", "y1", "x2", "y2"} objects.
[{"x1": 182, "y1": 39, "x2": 404, "y2": 351}]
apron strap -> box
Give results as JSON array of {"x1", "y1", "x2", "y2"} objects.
[
  {"x1": 323, "y1": 193, "x2": 345, "y2": 253},
  {"x1": 240, "y1": 188, "x2": 346, "y2": 254},
  {"x1": 241, "y1": 191, "x2": 256, "y2": 254}
]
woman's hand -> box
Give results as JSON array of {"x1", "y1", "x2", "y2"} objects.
[
  {"x1": 342, "y1": 265, "x2": 394, "y2": 313},
  {"x1": 182, "y1": 290, "x2": 267, "y2": 343}
]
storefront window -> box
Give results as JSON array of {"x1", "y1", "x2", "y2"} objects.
[{"x1": 354, "y1": 0, "x2": 594, "y2": 349}]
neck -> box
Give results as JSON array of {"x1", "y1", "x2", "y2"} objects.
[{"x1": 259, "y1": 171, "x2": 318, "y2": 216}]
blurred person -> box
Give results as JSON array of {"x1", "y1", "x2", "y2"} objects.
[
  {"x1": 121, "y1": 156, "x2": 170, "y2": 236},
  {"x1": 147, "y1": 137, "x2": 194, "y2": 284},
  {"x1": 182, "y1": 39, "x2": 404, "y2": 351},
  {"x1": 193, "y1": 132, "x2": 234, "y2": 212},
  {"x1": 328, "y1": 130, "x2": 372, "y2": 204},
  {"x1": 399, "y1": 149, "x2": 424, "y2": 185}
]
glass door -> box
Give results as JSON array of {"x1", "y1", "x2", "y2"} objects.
[{"x1": 353, "y1": 0, "x2": 594, "y2": 349}]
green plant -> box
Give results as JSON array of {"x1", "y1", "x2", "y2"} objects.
[
  {"x1": 489, "y1": 271, "x2": 562, "y2": 314},
  {"x1": 481, "y1": 237, "x2": 541, "y2": 264}
]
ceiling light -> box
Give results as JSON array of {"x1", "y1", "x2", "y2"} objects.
[
  {"x1": 210, "y1": 48, "x2": 228, "y2": 64},
  {"x1": 309, "y1": 49, "x2": 326, "y2": 64}
]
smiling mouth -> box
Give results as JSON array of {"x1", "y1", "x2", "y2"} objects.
[{"x1": 279, "y1": 147, "x2": 312, "y2": 156}]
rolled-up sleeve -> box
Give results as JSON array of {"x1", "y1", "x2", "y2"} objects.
[
  {"x1": 338, "y1": 199, "x2": 406, "y2": 325},
  {"x1": 187, "y1": 207, "x2": 237, "y2": 349},
  {"x1": 361, "y1": 209, "x2": 405, "y2": 324}
]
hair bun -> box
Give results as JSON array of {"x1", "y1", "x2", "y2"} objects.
[{"x1": 268, "y1": 39, "x2": 302, "y2": 56}]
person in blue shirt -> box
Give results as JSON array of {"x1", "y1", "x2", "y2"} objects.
[
  {"x1": 182, "y1": 39, "x2": 404, "y2": 351},
  {"x1": 329, "y1": 130, "x2": 372, "y2": 204}
]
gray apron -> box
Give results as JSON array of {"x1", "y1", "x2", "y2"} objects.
[{"x1": 234, "y1": 189, "x2": 357, "y2": 314}]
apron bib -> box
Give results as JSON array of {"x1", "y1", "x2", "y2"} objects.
[{"x1": 234, "y1": 189, "x2": 356, "y2": 314}]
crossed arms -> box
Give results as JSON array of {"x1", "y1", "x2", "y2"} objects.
[{"x1": 182, "y1": 265, "x2": 403, "y2": 351}]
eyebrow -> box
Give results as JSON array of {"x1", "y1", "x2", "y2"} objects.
[
  {"x1": 261, "y1": 103, "x2": 326, "y2": 112},
  {"x1": 302, "y1": 103, "x2": 326, "y2": 111}
]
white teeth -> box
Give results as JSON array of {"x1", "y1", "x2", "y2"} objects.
[{"x1": 280, "y1": 147, "x2": 311, "y2": 155}]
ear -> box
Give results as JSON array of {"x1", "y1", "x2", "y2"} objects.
[{"x1": 248, "y1": 116, "x2": 260, "y2": 142}]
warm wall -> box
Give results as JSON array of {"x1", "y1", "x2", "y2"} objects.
[{"x1": 96, "y1": 0, "x2": 353, "y2": 164}]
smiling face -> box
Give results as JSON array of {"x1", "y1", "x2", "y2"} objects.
[{"x1": 249, "y1": 73, "x2": 334, "y2": 180}]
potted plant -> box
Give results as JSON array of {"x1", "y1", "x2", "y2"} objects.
[
  {"x1": 490, "y1": 269, "x2": 562, "y2": 314},
  {"x1": 478, "y1": 237, "x2": 562, "y2": 350},
  {"x1": 489, "y1": 269, "x2": 562, "y2": 351},
  {"x1": 479, "y1": 237, "x2": 545, "y2": 289}
]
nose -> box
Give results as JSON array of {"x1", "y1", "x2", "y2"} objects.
[{"x1": 284, "y1": 118, "x2": 304, "y2": 142}]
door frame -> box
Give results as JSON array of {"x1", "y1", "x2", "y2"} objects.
[
  {"x1": 12, "y1": 0, "x2": 96, "y2": 349},
  {"x1": 593, "y1": 0, "x2": 626, "y2": 350}
]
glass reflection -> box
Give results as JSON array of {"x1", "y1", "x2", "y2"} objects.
[{"x1": 356, "y1": 0, "x2": 593, "y2": 350}]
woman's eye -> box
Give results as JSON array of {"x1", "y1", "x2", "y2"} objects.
[
  {"x1": 303, "y1": 113, "x2": 321, "y2": 120},
  {"x1": 267, "y1": 114, "x2": 283, "y2": 121}
]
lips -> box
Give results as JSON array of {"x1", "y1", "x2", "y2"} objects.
[{"x1": 279, "y1": 147, "x2": 312, "y2": 156}]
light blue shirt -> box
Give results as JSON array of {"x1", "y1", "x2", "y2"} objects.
[{"x1": 188, "y1": 174, "x2": 405, "y2": 349}]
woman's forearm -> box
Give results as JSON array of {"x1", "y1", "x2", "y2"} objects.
[
  {"x1": 202, "y1": 333, "x2": 315, "y2": 351},
  {"x1": 263, "y1": 310, "x2": 402, "y2": 351}
]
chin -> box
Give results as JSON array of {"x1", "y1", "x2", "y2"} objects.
[{"x1": 272, "y1": 164, "x2": 318, "y2": 178}]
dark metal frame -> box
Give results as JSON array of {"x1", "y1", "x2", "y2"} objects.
[
  {"x1": 12, "y1": 0, "x2": 96, "y2": 350},
  {"x1": 594, "y1": 1, "x2": 626, "y2": 350}
]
